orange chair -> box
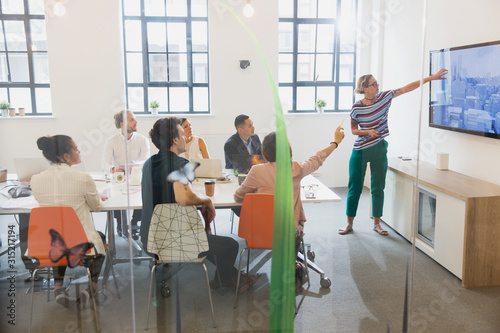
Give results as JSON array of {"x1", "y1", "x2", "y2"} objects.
[
  {"x1": 234, "y1": 193, "x2": 275, "y2": 306},
  {"x1": 27, "y1": 207, "x2": 117, "y2": 333}
]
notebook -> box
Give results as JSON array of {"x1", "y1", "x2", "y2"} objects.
[
  {"x1": 231, "y1": 154, "x2": 265, "y2": 174},
  {"x1": 14, "y1": 157, "x2": 50, "y2": 184},
  {"x1": 192, "y1": 158, "x2": 223, "y2": 178}
]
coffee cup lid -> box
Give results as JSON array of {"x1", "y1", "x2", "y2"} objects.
[{"x1": 205, "y1": 180, "x2": 215, "y2": 184}]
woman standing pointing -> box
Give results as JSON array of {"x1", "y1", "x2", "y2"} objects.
[{"x1": 339, "y1": 69, "x2": 448, "y2": 236}]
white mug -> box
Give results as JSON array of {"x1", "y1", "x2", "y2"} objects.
[{"x1": 113, "y1": 171, "x2": 125, "y2": 183}]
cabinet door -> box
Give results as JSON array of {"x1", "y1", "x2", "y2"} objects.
[{"x1": 383, "y1": 170, "x2": 415, "y2": 240}]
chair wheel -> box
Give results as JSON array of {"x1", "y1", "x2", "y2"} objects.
[
  {"x1": 160, "y1": 281, "x2": 170, "y2": 298},
  {"x1": 320, "y1": 277, "x2": 331, "y2": 289},
  {"x1": 95, "y1": 290, "x2": 107, "y2": 303},
  {"x1": 307, "y1": 250, "x2": 315, "y2": 261}
]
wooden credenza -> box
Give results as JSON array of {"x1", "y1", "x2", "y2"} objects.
[{"x1": 383, "y1": 159, "x2": 500, "y2": 288}]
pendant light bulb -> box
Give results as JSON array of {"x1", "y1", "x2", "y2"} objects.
[
  {"x1": 243, "y1": 0, "x2": 254, "y2": 18},
  {"x1": 54, "y1": 1, "x2": 66, "y2": 17}
]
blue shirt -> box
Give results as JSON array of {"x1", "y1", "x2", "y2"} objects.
[{"x1": 351, "y1": 90, "x2": 394, "y2": 150}]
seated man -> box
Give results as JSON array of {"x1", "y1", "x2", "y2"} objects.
[
  {"x1": 102, "y1": 110, "x2": 150, "y2": 239},
  {"x1": 140, "y1": 117, "x2": 260, "y2": 291},
  {"x1": 224, "y1": 114, "x2": 262, "y2": 169}
]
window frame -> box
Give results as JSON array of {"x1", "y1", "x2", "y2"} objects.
[
  {"x1": 122, "y1": 0, "x2": 210, "y2": 114},
  {"x1": 279, "y1": 0, "x2": 358, "y2": 113},
  {"x1": 0, "y1": 0, "x2": 49, "y2": 115}
]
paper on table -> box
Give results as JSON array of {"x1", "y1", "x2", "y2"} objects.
[{"x1": 0, "y1": 196, "x2": 39, "y2": 209}]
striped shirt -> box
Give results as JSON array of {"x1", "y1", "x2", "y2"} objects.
[{"x1": 351, "y1": 90, "x2": 394, "y2": 150}]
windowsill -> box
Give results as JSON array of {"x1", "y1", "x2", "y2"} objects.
[
  {"x1": 285, "y1": 111, "x2": 351, "y2": 116},
  {"x1": 0, "y1": 115, "x2": 55, "y2": 119}
]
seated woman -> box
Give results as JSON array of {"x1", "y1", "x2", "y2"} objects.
[
  {"x1": 234, "y1": 126, "x2": 344, "y2": 234},
  {"x1": 178, "y1": 118, "x2": 211, "y2": 160},
  {"x1": 31, "y1": 135, "x2": 107, "y2": 308}
]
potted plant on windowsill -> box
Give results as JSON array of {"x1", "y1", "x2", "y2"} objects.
[
  {"x1": 150, "y1": 100, "x2": 160, "y2": 115},
  {"x1": 315, "y1": 99, "x2": 326, "y2": 113},
  {"x1": 0, "y1": 101, "x2": 10, "y2": 117}
]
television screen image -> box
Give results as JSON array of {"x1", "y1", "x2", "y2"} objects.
[{"x1": 429, "y1": 40, "x2": 500, "y2": 139}]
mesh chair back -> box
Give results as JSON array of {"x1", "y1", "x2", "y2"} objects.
[{"x1": 147, "y1": 204, "x2": 209, "y2": 263}]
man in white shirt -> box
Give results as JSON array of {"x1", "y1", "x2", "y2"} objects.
[{"x1": 102, "y1": 110, "x2": 150, "y2": 239}]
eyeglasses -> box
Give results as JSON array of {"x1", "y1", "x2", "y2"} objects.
[
  {"x1": 302, "y1": 184, "x2": 318, "y2": 192},
  {"x1": 369, "y1": 81, "x2": 379, "y2": 87}
]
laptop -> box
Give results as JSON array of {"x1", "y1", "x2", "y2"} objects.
[
  {"x1": 14, "y1": 158, "x2": 50, "y2": 184},
  {"x1": 231, "y1": 154, "x2": 265, "y2": 174},
  {"x1": 192, "y1": 158, "x2": 223, "y2": 178}
]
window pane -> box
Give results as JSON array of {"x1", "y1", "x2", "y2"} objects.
[
  {"x1": 297, "y1": 54, "x2": 314, "y2": 81},
  {"x1": 125, "y1": 20, "x2": 142, "y2": 52},
  {"x1": 192, "y1": 22, "x2": 207, "y2": 52},
  {"x1": 296, "y1": 86, "x2": 315, "y2": 110},
  {"x1": 169, "y1": 87, "x2": 189, "y2": 111},
  {"x1": 339, "y1": 86, "x2": 354, "y2": 110},
  {"x1": 340, "y1": 22, "x2": 356, "y2": 52},
  {"x1": 5, "y1": 21, "x2": 27, "y2": 51},
  {"x1": 147, "y1": 22, "x2": 166, "y2": 52},
  {"x1": 193, "y1": 87, "x2": 208, "y2": 111},
  {"x1": 317, "y1": 24, "x2": 334, "y2": 53},
  {"x1": 297, "y1": 24, "x2": 315, "y2": 53},
  {"x1": 0, "y1": 54, "x2": 8, "y2": 81},
  {"x1": 145, "y1": 0, "x2": 165, "y2": 16},
  {"x1": 30, "y1": 20, "x2": 48, "y2": 51},
  {"x1": 9, "y1": 53, "x2": 29, "y2": 82},
  {"x1": 279, "y1": 54, "x2": 293, "y2": 83},
  {"x1": 316, "y1": 54, "x2": 333, "y2": 81},
  {"x1": 279, "y1": 0, "x2": 294, "y2": 18},
  {"x1": 167, "y1": 23, "x2": 186, "y2": 52},
  {"x1": 149, "y1": 54, "x2": 167, "y2": 81},
  {"x1": 28, "y1": 0, "x2": 45, "y2": 14},
  {"x1": 0, "y1": 25, "x2": 4, "y2": 51},
  {"x1": 279, "y1": 86, "x2": 292, "y2": 112},
  {"x1": 339, "y1": 54, "x2": 354, "y2": 82},
  {"x1": 123, "y1": 0, "x2": 141, "y2": 16},
  {"x1": 33, "y1": 53, "x2": 50, "y2": 83},
  {"x1": 148, "y1": 87, "x2": 168, "y2": 111},
  {"x1": 127, "y1": 87, "x2": 144, "y2": 111},
  {"x1": 297, "y1": 0, "x2": 316, "y2": 18},
  {"x1": 192, "y1": 53, "x2": 207, "y2": 83},
  {"x1": 10, "y1": 88, "x2": 31, "y2": 112},
  {"x1": 166, "y1": 0, "x2": 187, "y2": 16},
  {"x1": 2, "y1": 0, "x2": 24, "y2": 14},
  {"x1": 279, "y1": 22, "x2": 293, "y2": 53},
  {"x1": 35, "y1": 87, "x2": 52, "y2": 113},
  {"x1": 191, "y1": 0, "x2": 207, "y2": 17},
  {"x1": 126, "y1": 53, "x2": 143, "y2": 83},
  {"x1": 0, "y1": 88, "x2": 7, "y2": 102},
  {"x1": 168, "y1": 53, "x2": 187, "y2": 81},
  {"x1": 341, "y1": 0, "x2": 356, "y2": 21},
  {"x1": 317, "y1": 86, "x2": 335, "y2": 110},
  {"x1": 318, "y1": 0, "x2": 336, "y2": 18}
]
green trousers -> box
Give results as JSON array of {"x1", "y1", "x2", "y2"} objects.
[{"x1": 346, "y1": 140, "x2": 388, "y2": 218}]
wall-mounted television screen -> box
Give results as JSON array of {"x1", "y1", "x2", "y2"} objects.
[{"x1": 429, "y1": 40, "x2": 500, "y2": 139}]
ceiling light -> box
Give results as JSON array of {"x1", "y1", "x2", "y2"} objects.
[
  {"x1": 243, "y1": 0, "x2": 254, "y2": 18},
  {"x1": 54, "y1": 0, "x2": 66, "y2": 17}
]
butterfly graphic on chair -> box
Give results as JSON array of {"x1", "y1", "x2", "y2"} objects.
[
  {"x1": 166, "y1": 162, "x2": 200, "y2": 185},
  {"x1": 48, "y1": 229, "x2": 94, "y2": 268}
]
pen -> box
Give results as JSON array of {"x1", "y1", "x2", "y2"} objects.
[{"x1": 340, "y1": 118, "x2": 345, "y2": 127}]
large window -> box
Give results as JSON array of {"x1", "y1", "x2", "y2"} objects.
[
  {"x1": 0, "y1": 0, "x2": 51, "y2": 115},
  {"x1": 279, "y1": 0, "x2": 357, "y2": 113},
  {"x1": 122, "y1": 0, "x2": 209, "y2": 114}
]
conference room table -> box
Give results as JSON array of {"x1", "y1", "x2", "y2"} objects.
[{"x1": 0, "y1": 172, "x2": 340, "y2": 285}]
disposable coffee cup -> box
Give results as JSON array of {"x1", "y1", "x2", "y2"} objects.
[
  {"x1": 238, "y1": 174, "x2": 247, "y2": 185},
  {"x1": 204, "y1": 180, "x2": 215, "y2": 197},
  {"x1": 0, "y1": 168, "x2": 7, "y2": 183}
]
